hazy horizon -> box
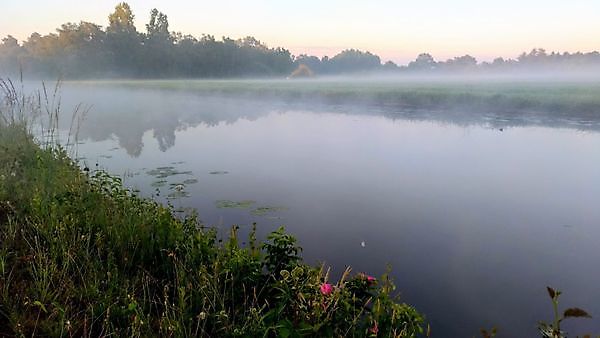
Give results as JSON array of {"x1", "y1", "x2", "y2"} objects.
[{"x1": 3, "y1": 0, "x2": 600, "y2": 64}]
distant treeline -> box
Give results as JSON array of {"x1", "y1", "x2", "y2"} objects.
[{"x1": 1, "y1": 2, "x2": 600, "y2": 78}]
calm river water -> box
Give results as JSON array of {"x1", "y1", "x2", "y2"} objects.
[{"x1": 57, "y1": 82, "x2": 600, "y2": 337}]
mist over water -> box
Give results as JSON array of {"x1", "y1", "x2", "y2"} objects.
[{"x1": 52, "y1": 80, "x2": 600, "y2": 337}]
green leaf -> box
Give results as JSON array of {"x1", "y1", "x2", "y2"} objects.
[
  {"x1": 278, "y1": 319, "x2": 294, "y2": 338},
  {"x1": 33, "y1": 300, "x2": 47, "y2": 313},
  {"x1": 563, "y1": 307, "x2": 591, "y2": 319}
]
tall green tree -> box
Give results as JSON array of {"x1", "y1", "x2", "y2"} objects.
[
  {"x1": 55, "y1": 22, "x2": 107, "y2": 77},
  {"x1": 107, "y1": 2, "x2": 136, "y2": 34},
  {"x1": 142, "y1": 9, "x2": 173, "y2": 75},
  {"x1": 106, "y1": 2, "x2": 140, "y2": 75},
  {"x1": 146, "y1": 9, "x2": 170, "y2": 40},
  {"x1": 0, "y1": 36, "x2": 22, "y2": 75},
  {"x1": 21, "y1": 32, "x2": 61, "y2": 75}
]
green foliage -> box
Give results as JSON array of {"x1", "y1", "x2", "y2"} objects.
[
  {"x1": 4, "y1": 3, "x2": 600, "y2": 80},
  {"x1": 538, "y1": 286, "x2": 592, "y2": 338},
  {"x1": 108, "y1": 2, "x2": 136, "y2": 34},
  {"x1": 480, "y1": 327, "x2": 498, "y2": 338},
  {"x1": 262, "y1": 226, "x2": 302, "y2": 274},
  {"x1": 0, "y1": 123, "x2": 425, "y2": 336},
  {"x1": 0, "y1": 3, "x2": 295, "y2": 79}
]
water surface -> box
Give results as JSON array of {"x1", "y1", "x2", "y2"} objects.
[{"x1": 58, "y1": 82, "x2": 600, "y2": 337}]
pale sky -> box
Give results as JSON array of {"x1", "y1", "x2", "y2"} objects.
[{"x1": 2, "y1": 0, "x2": 599, "y2": 64}]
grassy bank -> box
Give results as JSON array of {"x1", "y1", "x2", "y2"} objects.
[{"x1": 0, "y1": 122, "x2": 424, "y2": 336}]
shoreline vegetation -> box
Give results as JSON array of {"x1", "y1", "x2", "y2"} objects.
[{"x1": 0, "y1": 82, "x2": 425, "y2": 336}]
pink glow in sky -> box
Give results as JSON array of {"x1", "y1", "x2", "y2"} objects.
[{"x1": 2, "y1": 0, "x2": 599, "y2": 64}]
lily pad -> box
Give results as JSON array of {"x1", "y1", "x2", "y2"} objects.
[
  {"x1": 251, "y1": 206, "x2": 288, "y2": 216},
  {"x1": 183, "y1": 178, "x2": 199, "y2": 185},
  {"x1": 151, "y1": 180, "x2": 168, "y2": 187},
  {"x1": 166, "y1": 191, "x2": 191, "y2": 199},
  {"x1": 209, "y1": 171, "x2": 229, "y2": 175},
  {"x1": 215, "y1": 200, "x2": 256, "y2": 209},
  {"x1": 169, "y1": 183, "x2": 186, "y2": 191},
  {"x1": 147, "y1": 167, "x2": 193, "y2": 179}
]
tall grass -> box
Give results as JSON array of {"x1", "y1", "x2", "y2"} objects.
[
  {"x1": 0, "y1": 82, "x2": 425, "y2": 337},
  {"x1": 1, "y1": 77, "x2": 89, "y2": 153}
]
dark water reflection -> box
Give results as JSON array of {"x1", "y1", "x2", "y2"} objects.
[{"x1": 59, "y1": 83, "x2": 600, "y2": 337}]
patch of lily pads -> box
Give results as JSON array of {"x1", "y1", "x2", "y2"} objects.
[
  {"x1": 215, "y1": 200, "x2": 256, "y2": 209},
  {"x1": 166, "y1": 190, "x2": 191, "y2": 200},
  {"x1": 146, "y1": 166, "x2": 193, "y2": 179},
  {"x1": 251, "y1": 206, "x2": 288, "y2": 216},
  {"x1": 169, "y1": 183, "x2": 186, "y2": 191},
  {"x1": 145, "y1": 165, "x2": 199, "y2": 201},
  {"x1": 150, "y1": 180, "x2": 168, "y2": 188},
  {"x1": 215, "y1": 200, "x2": 288, "y2": 217}
]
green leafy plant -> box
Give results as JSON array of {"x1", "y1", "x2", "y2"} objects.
[
  {"x1": 262, "y1": 226, "x2": 302, "y2": 274},
  {"x1": 480, "y1": 327, "x2": 497, "y2": 338},
  {"x1": 538, "y1": 286, "x2": 592, "y2": 338}
]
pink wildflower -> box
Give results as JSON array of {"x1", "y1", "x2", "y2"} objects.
[
  {"x1": 370, "y1": 321, "x2": 379, "y2": 335},
  {"x1": 360, "y1": 273, "x2": 377, "y2": 284},
  {"x1": 320, "y1": 283, "x2": 333, "y2": 296}
]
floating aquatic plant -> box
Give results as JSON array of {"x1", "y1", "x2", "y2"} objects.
[
  {"x1": 169, "y1": 183, "x2": 186, "y2": 191},
  {"x1": 251, "y1": 206, "x2": 288, "y2": 216},
  {"x1": 166, "y1": 190, "x2": 191, "y2": 199},
  {"x1": 209, "y1": 171, "x2": 229, "y2": 175},
  {"x1": 146, "y1": 166, "x2": 193, "y2": 179},
  {"x1": 150, "y1": 180, "x2": 168, "y2": 188},
  {"x1": 215, "y1": 200, "x2": 256, "y2": 209}
]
